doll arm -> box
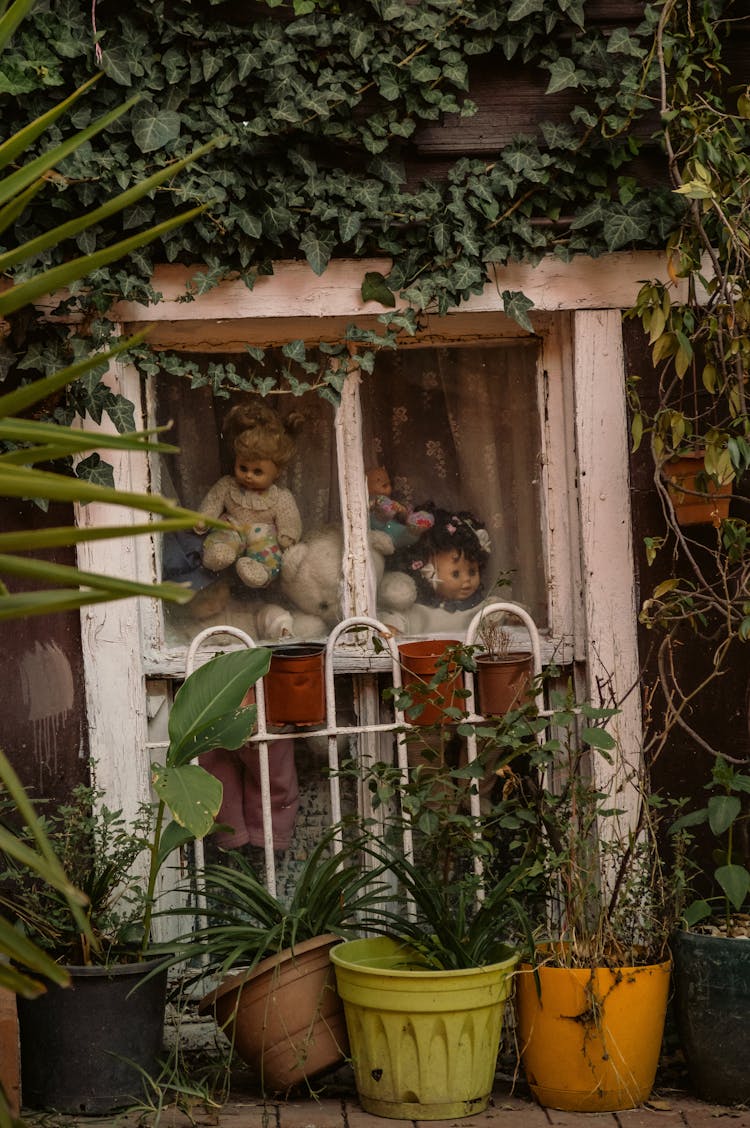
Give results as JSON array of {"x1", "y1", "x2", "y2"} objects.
[
  {"x1": 274, "y1": 487, "x2": 302, "y2": 549},
  {"x1": 194, "y1": 477, "x2": 231, "y2": 534}
]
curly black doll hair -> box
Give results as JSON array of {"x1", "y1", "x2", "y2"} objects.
[{"x1": 394, "y1": 504, "x2": 492, "y2": 605}]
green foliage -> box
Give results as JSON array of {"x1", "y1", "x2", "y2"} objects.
[
  {"x1": 0, "y1": 747, "x2": 91, "y2": 995},
  {"x1": 165, "y1": 826, "x2": 390, "y2": 979},
  {"x1": 670, "y1": 755, "x2": 750, "y2": 935},
  {"x1": 0, "y1": 781, "x2": 152, "y2": 965},
  {"x1": 0, "y1": 0, "x2": 227, "y2": 616},
  {"x1": 0, "y1": 648, "x2": 270, "y2": 965},
  {"x1": 369, "y1": 675, "x2": 678, "y2": 970},
  {"x1": 0, "y1": 0, "x2": 682, "y2": 348},
  {"x1": 623, "y1": 1, "x2": 750, "y2": 763}
]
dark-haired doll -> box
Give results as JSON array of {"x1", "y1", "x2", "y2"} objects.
[{"x1": 378, "y1": 505, "x2": 492, "y2": 635}]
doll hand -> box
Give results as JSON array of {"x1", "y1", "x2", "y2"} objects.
[{"x1": 406, "y1": 509, "x2": 434, "y2": 534}]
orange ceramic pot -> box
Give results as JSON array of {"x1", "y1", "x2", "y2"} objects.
[{"x1": 515, "y1": 958, "x2": 671, "y2": 1112}]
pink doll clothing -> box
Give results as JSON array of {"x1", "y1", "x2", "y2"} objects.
[{"x1": 201, "y1": 737, "x2": 299, "y2": 850}]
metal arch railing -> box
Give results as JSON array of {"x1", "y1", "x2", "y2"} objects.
[
  {"x1": 462, "y1": 602, "x2": 545, "y2": 887},
  {"x1": 184, "y1": 616, "x2": 416, "y2": 900},
  {"x1": 180, "y1": 603, "x2": 543, "y2": 902}
]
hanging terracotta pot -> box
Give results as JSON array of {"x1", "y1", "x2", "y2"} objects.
[
  {"x1": 515, "y1": 957, "x2": 671, "y2": 1112},
  {"x1": 264, "y1": 642, "x2": 325, "y2": 727},
  {"x1": 475, "y1": 651, "x2": 533, "y2": 716},
  {"x1": 397, "y1": 639, "x2": 463, "y2": 726},
  {"x1": 198, "y1": 934, "x2": 347, "y2": 1094},
  {"x1": 663, "y1": 453, "x2": 732, "y2": 526}
]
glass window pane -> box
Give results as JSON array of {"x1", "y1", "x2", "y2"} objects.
[
  {"x1": 362, "y1": 343, "x2": 547, "y2": 632},
  {"x1": 155, "y1": 353, "x2": 339, "y2": 646}
]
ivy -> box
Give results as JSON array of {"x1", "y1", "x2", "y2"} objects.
[{"x1": 1, "y1": 0, "x2": 740, "y2": 417}]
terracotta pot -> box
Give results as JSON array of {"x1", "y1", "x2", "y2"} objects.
[
  {"x1": 475, "y1": 651, "x2": 533, "y2": 716},
  {"x1": 398, "y1": 639, "x2": 463, "y2": 726},
  {"x1": 664, "y1": 454, "x2": 732, "y2": 526},
  {"x1": 264, "y1": 643, "x2": 325, "y2": 727},
  {"x1": 515, "y1": 957, "x2": 671, "y2": 1112},
  {"x1": 198, "y1": 933, "x2": 347, "y2": 1093}
]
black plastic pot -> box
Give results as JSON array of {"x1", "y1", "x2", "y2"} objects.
[
  {"x1": 17, "y1": 959, "x2": 167, "y2": 1114},
  {"x1": 672, "y1": 930, "x2": 750, "y2": 1105}
]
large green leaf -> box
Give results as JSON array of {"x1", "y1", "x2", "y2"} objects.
[
  {"x1": 707, "y1": 794, "x2": 740, "y2": 837},
  {"x1": 167, "y1": 649, "x2": 271, "y2": 766},
  {"x1": 151, "y1": 763, "x2": 223, "y2": 840},
  {"x1": 715, "y1": 864, "x2": 750, "y2": 911}
]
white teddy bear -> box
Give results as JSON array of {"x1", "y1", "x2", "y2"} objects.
[{"x1": 256, "y1": 524, "x2": 398, "y2": 641}]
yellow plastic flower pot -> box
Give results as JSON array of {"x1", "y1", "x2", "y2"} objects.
[
  {"x1": 330, "y1": 936, "x2": 517, "y2": 1120},
  {"x1": 515, "y1": 958, "x2": 671, "y2": 1112}
]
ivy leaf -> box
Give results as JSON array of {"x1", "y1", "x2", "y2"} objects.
[
  {"x1": 502, "y1": 289, "x2": 535, "y2": 332},
  {"x1": 361, "y1": 271, "x2": 396, "y2": 308},
  {"x1": 367, "y1": 156, "x2": 405, "y2": 186},
  {"x1": 75, "y1": 454, "x2": 115, "y2": 489},
  {"x1": 602, "y1": 210, "x2": 650, "y2": 251},
  {"x1": 299, "y1": 229, "x2": 334, "y2": 275},
  {"x1": 508, "y1": 0, "x2": 545, "y2": 19},
  {"x1": 339, "y1": 212, "x2": 361, "y2": 242},
  {"x1": 104, "y1": 395, "x2": 137, "y2": 434},
  {"x1": 101, "y1": 46, "x2": 134, "y2": 87},
  {"x1": 607, "y1": 28, "x2": 643, "y2": 56},
  {"x1": 349, "y1": 28, "x2": 370, "y2": 59},
  {"x1": 545, "y1": 57, "x2": 583, "y2": 94},
  {"x1": 282, "y1": 339, "x2": 306, "y2": 363},
  {"x1": 132, "y1": 107, "x2": 182, "y2": 153}
]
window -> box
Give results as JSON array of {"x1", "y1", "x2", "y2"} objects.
[{"x1": 149, "y1": 331, "x2": 556, "y2": 657}]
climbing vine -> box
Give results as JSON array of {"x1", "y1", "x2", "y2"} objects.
[{"x1": 0, "y1": 1, "x2": 741, "y2": 421}]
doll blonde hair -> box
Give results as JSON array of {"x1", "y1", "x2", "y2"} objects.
[{"x1": 222, "y1": 402, "x2": 304, "y2": 468}]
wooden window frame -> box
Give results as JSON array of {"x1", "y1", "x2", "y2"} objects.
[{"x1": 73, "y1": 253, "x2": 671, "y2": 829}]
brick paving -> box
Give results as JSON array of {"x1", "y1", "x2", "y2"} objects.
[{"x1": 27, "y1": 1076, "x2": 750, "y2": 1128}]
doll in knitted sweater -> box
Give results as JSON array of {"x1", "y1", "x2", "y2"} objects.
[{"x1": 195, "y1": 403, "x2": 303, "y2": 589}]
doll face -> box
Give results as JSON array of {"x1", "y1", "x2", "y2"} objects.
[
  {"x1": 234, "y1": 456, "x2": 278, "y2": 492},
  {"x1": 432, "y1": 548, "x2": 481, "y2": 602},
  {"x1": 367, "y1": 467, "x2": 391, "y2": 496}
]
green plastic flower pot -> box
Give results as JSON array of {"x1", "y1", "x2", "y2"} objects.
[{"x1": 330, "y1": 936, "x2": 517, "y2": 1120}]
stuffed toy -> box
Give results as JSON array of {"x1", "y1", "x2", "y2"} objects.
[
  {"x1": 366, "y1": 466, "x2": 434, "y2": 550},
  {"x1": 195, "y1": 403, "x2": 303, "y2": 589},
  {"x1": 256, "y1": 524, "x2": 395, "y2": 640},
  {"x1": 378, "y1": 504, "x2": 492, "y2": 635}
]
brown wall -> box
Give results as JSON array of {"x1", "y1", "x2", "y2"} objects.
[
  {"x1": 623, "y1": 321, "x2": 750, "y2": 809},
  {"x1": 0, "y1": 498, "x2": 89, "y2": 804}
]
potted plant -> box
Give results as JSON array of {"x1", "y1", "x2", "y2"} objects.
[
  {"x1": 469, "y1": 605, "x2": 535, "y2": 718},
  {"x1": 328, "y1": 745, "x2": 527, "y2": 1122},
  {"x1": 165, "y1": 826, "x2": 388, "y2": 1095},
  {"x1": 509, "y1": 693, "x2": 677, "y2": 1113},
  {"x1": 3, "y1": 646, "x2": 270, "y2": 1114},
  {"x1": 669, "y1": 754, "x2": 750, "y2": 1105}
]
